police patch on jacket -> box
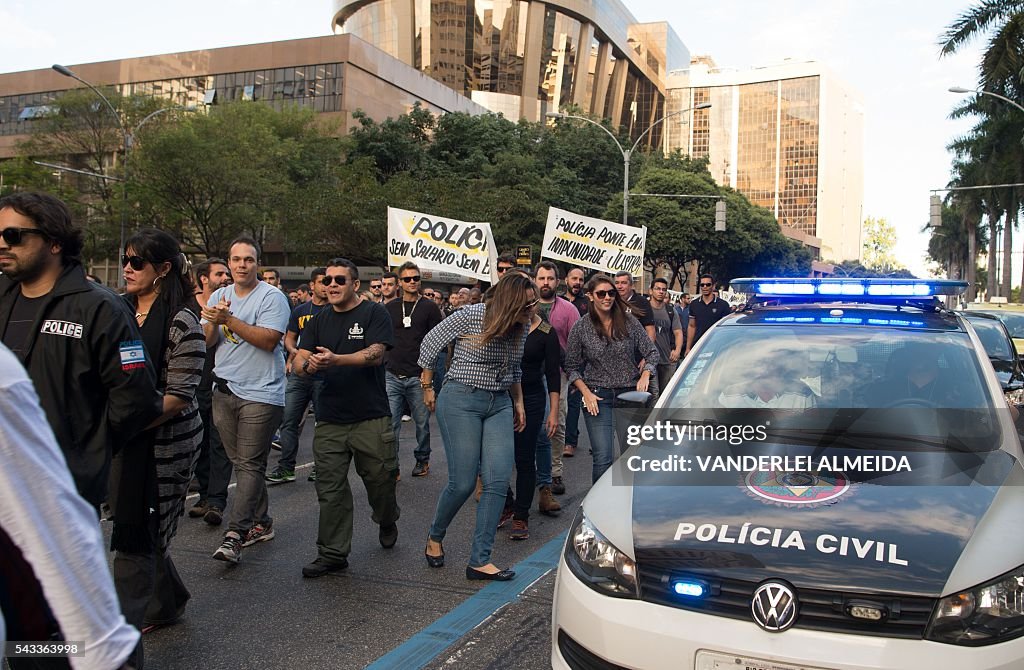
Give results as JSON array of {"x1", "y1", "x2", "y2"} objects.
[{"x1": 40, "y1": 319, "x2": 83, "y2": 339}]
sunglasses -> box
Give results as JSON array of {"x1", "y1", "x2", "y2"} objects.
[
  {"x1": 370, "y1": 283, "x2": 381, "y2": 289},
  {"x1": 593, "y1": 289, "x2": 615, "y2": 299},
  {"x1": 497, "y1": 266, "x2": 513, "y2": 273},
  {"x1": 122, "y1": 255, "x2": 149, "y2": 271},
  {"x1": 1, "y1": 227, "x2": 46, "y2": 246},
  {"x1": 401, "y1": 276, "x2": 421, "y2": 283},
  {"x1": 520, "y1": 299, "x2": 539, "y2": 311},
  {"x1": 700, "y1": 283, "x2": 713, "y2": 287},
  {"x1": 321, "y1": 275, "x2": 348, "y2": 286}
]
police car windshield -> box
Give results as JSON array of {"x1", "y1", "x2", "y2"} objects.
[
  {"x1": 664, "y1": 326, "x2": 1001, "y2": 452},
  {"x1": 962, "y1": 315, "x2": 1013, "y2": 361},
  {"x1": 973, "y1": 311, "x2": 1024, "y2": 339}
]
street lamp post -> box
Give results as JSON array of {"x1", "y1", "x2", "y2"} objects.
[
  {"x1": 546, "y1": 102, "x2": 712, "y2": 226},
  {"x1": 949, "y1": 86, "x2": 1024, "y2": 115},
  {"x1": 52, "y1": 64, "x2": 130, "y2": 285}
]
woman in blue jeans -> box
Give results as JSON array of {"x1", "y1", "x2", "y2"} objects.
[
  {"x1": 564, "y1": 274, "x2": 659, "y2": 483},
  {"x1": 417, "y1": 273, "x2": 534, "y2": 581}
]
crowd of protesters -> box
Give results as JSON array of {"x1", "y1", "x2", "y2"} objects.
[{"x1": 0, "y1": 191, "x2": 730, "y2": 669}]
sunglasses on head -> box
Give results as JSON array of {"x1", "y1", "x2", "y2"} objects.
[
  {"x1": 321, "y1": 275, "x2": 348, "y2": 286},
  {"x1": 401, "y1": 276, "x2": 421, "y2": 283},
  {"x1": 593, "y1": 289, "x2": 615, "y2": 299},
  {"x1": 2, "y1": 227, "x2": 46, "y2": 246},
  {"x1": 122, "y1": 255, "x2": 149, "y2": 271}
]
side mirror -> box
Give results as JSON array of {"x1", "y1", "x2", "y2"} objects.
[{"x1": 617, "y1": 390, "x2": 652, "y2": 405}]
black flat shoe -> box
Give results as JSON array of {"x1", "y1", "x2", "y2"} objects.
[
  {"x1": 466, "y1": 565, "x2": 515, "y2": 581},
  {"x1": 425, "y1": 541, "x2": 445, "y2": 568}
]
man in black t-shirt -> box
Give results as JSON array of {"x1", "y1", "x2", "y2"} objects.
[
  {"x1": 385, "y1": 261, "x2": 443, "y2": 477},
  {"x1": 295, "y1": 258, "x2": 399, "y2": 578},
  {"x1": 685, "y1": 273, "x2": 732, "y2": 355},
  {"x1": 565, "y1": 267, "x2": 588, "y2": 316}
]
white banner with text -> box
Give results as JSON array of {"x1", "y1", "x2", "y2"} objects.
[
  {"x1": 541, "y1": 206, "x2": 645, "y2": 276},
  {"x1": 387, "y1": 207, "x2": 498, "y2": 283}
]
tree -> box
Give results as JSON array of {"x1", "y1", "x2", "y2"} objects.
[{"x1": 861, "y1": 216, "x2": 901, "y2": 272}]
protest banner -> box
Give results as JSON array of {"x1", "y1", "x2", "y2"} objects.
[
  {"x1": 387, "y1": 207, "x2": 498, "y2": 283},
  {"x1": 541, "y1": 207, "x2": 646, "y2": 277}
]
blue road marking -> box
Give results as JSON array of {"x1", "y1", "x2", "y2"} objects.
[{"x1": 366, "y1": 531, "x2": 567, "y2": 670}]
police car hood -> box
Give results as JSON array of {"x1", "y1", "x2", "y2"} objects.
[{"x1": 630, "y1": 440, "x2": 1017, "y2": 597}]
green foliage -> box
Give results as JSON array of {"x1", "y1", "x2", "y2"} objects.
[{"x1": 861, "y1": 216, "x2": 902, "y2": 272}]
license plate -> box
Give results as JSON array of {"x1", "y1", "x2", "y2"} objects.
[{"x1": 695, "y1": 650, "x2": 836, "y2": 670}]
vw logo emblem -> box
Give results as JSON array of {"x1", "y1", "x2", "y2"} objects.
[{"x1": 751, "y1": 581, "x2": 798, "y2": 632}]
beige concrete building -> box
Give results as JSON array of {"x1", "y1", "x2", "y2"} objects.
[
  {"x1": 0, "y1": 33, "x2": 488, "y2": 158},
  {"x1": 664, "y1": 58, "x2": 864, "y2": 263}
]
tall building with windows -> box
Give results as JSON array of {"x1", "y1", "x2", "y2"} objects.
[
  {"x1": 664, "y1": 58, "x2": 864, "y2": 262},
  {"x1": 332, "y1": 0, "x2": 687, "y2": 146}
]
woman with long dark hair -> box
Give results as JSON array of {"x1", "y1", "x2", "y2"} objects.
[
  {"x1": 112, "y1": 228, "x2": 205, "y2": 641},
  {"x1": 564, "y1": 274, "x2": 658, "y2": 483},
  {"x1": 417, "y1": 272, "x2": 533, "y2": 581}
]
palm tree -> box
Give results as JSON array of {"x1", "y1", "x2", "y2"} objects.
[{"x1": 941, "y1": 1, "x2": 1024, "y2": 98}]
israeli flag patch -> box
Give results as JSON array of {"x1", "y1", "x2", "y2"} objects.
[{"x1": 120, "y1": 340, "x2": 146, "y2": 371}]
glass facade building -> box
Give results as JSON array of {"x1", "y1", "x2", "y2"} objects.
[
  {"x1": 334, "y1": 0, "x2": 683, "y2": 142},
  {"x1": 666, "y1": 61, "x2": 863, "y2": 263}
]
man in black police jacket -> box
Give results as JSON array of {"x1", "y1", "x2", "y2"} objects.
[{"x1": 0, "y1": 192, "x2": 162, "y2": 507}]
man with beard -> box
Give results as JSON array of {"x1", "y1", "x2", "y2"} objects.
[
  {"x1": 565, "y1": 267, "x2": 588, "y2": 316},
  {"x1": 0, "y1": 191, "x2": 161, "y2": 654},
  {"x1": 533, "y1": 261, "x2": 578, "y2": 504}
]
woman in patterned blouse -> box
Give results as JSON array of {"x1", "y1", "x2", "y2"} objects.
[
  {"x1": 418, "y1": 272, "x2": 534, "y2": 581},
  {"x1": 115, "y1": 228, "x2": 205, "y2": 639},
  {"x1": 564, "y1": 274, "x2": 659, "y2": 483}
]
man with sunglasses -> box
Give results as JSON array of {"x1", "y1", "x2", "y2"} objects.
[
  {"x1": 685, "y1": 273, "x2": 731, "y2": 356},
  {"x1": 496, "y1": 254, "x2": 516, "y2": 278},
  {"x1": 202, "y1": 236, "x2": 290, "y2": 564},
  {"x1": 368, "y1": 278, "x2": 384, "y2": 303},
  {"x1": 267, "y1": 267, "x2": 329, "y2": 485},
  {"x1": 294, "y1": 258, "x2": 399, "y2": 577},
  {"x1": 384, "y1": 261, "x2": 443, "y2": 477},
  {"x1": 0, "y1": 192, "x2": 161, "y2": 509}
]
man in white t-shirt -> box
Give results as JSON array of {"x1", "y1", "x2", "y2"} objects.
[
  {"x1": 0, "y1": 342, "x2": 139, "y2": 670},
  {"x1": 201, "y1": 236, "x2": 290, "y2": 564}
]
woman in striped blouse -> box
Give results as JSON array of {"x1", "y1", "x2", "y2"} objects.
[
  {"x1": 114, "y1": 229, "x2": 205, "y2": 640},
  {"x1": 418, "y1": 273, "x2": 534, "y2": 581}
]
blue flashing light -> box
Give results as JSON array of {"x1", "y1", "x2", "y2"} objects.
[
  {"x1": 732, "y1": 277, "x2": 966, "y2": 299},
  {"x1": 763, "y1": 316, "x2": 929, "y2": 328},
  {"x1": 672, "y1": 580, "x2": 707, "y2": 598}
]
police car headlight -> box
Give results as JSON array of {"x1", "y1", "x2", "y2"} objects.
[
  {"x1": 564, "y1": 510, "x2": 638, "y2": 598},
  {"x1": 928, "y1": 565, "x2": 1024, "y2": 645}
]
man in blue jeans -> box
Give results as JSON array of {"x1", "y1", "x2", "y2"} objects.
[
  {"x1": 385, "y1": 261, "x2": 443, "y2": 477},
  {"x1": 267, "y1": 267, "x2": 328, "y2": 484},
  {"x1": 201, "y1": 237, "x2": 290, "y2": 564}
]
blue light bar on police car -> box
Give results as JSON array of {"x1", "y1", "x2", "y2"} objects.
[{"x1": 730, "y1": 278, "x2": 966, "y2": 298}]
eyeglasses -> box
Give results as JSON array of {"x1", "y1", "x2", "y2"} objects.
[
  {"x1": 1, "y1": 227, "x2": 46, "y2": 246},
  {"x1": 593, "y1": 289, "x2": 615, "y2": 299},
  {"x1": 401, "y1": 276, "x2": 421, "y2": 283},
  {"x1": 700, "y1": 282, "x2": 713, "y2": 287},
  {"x1": 520, "y1": 299, "x2": 539, "y2": 311},
  {"x1": 497, "y1": 266, "x2": 513, "y2": 274},
  {"x1": 122, "y1": 255, "x2": 149, "y2": 271},
  {"x1": 321, "y1": 275, "x2": 348, "y2": 286}
]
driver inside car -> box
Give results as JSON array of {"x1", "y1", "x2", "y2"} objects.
[{"x1": 862, "y1": 342, "x2": 961, "y2": 407}]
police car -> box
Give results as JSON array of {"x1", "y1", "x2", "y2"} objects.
[{"x1": 552, "y1": 278, "x2": 1024, "y2": 670}]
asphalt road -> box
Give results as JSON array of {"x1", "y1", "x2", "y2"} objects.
[{"x1": 133, "y1": 414, "x2": 590, "y2": 670}]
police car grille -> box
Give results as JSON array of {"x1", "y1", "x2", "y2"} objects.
[{"x1": 636, "y1": 563, "x2": 935, "y2": 639}]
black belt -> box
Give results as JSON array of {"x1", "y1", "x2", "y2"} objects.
[{"x1": 214, "y1": 377, "x2": 236, "y2": 397}]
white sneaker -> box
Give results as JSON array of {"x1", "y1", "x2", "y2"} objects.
[{"x1": 401, "y1": 415, "x2": 412, "y2": 422}]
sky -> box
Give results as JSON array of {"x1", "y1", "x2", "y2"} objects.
[{"x1": 0, "y1": 0, "x2": 988, "y2": 277}]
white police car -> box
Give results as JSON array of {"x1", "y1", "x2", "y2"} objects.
[{"x1": 552, "y1": 278, "x2": 1024, "y2": 670}]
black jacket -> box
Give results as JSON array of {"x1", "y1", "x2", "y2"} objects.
[{"x1": 0, "y1": 263, "x2": 162, "y2": 506}]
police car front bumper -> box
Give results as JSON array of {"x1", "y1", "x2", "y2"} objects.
[{"x1": 551, "y1": 552, "x2": 1024, "y2": 670}]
